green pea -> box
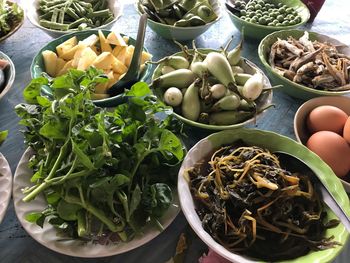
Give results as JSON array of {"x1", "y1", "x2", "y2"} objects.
[
  {"x1": 251, "y1": 17, "x2": 258, "y2": 23},
  {"x1": 278, "y1": 7, "x2": 286, "y2": 14},
  {"x1": 257, "y1": 0, "x2": 264, "y2": 5},
  {"x1": 282, "y1": 20, "x2": 289, "y2": 26},
  {"x1": 267, "y1": 22, "x2": 274, "y2": 26},
  {"x1": 286, "y1": 7, "x2": 293, "y2": 13},
  {"x1": 240, "y1": 16, "x2": 246, "y2": 20},
  {"x1": 235, "y1": 1, "x2": 242, "y2": 7},
  {"x1": 255, "y1": 13, "x2": 261, "y2": 18},
  {"x1": 255, "y1": 4, "x2": 262, "y2": 10},
  {"x1": 273, "y1": 19, "x2": 279, "y2": 24},
  {"x1": 245, "y1": 18, "x2": 252, "y2": 22},
  {"x1": 295, "y1": 16, "x2": 301, "y2": 23},
  {"x1": 240, "y1": 10, "x2": 247, "y2": 16},
  {"x1": 258, "y1": 17, "x2": 267, "y2": 25},
  {"x1": 276, "y1": 22, "x2": 282, "y2": 26},
  {"x1": 262, "y1": 11, "x2": 269, "y2": 16},
  {"x1": 277, "y1": 14, "x2": 284, "y2": 22},
  {"x1": 248, "y1": 12, "x2": 255, "y2": 18},
  {"x1": 256, "y1": 9, "x2": 262, "y2": 14},
  {"x1": 277, "y1": 3, "x2": 283, "y2": 8}
]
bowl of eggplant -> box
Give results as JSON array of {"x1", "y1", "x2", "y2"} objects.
[
  {"x1": 0, "y1": 51, "x2": 15, "y2": 101},
  {"x1": 136, "y1": 0, "x2": 222, "y2": 41},
  {"x1": 150, "y1": 39, "x2": 274, "y2": 130},
  {"x1": 258, "y1": 29, "x2": 350, "y2": 100},
  {"x1": 26, "y1": 0, "x2": 123, "y2": 38}
]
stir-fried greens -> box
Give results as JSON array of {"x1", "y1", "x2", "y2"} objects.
[
  {"x1": 0, "y1": 0, "x2": 23, "y2": 37},
  {"x1": 188, "y1": 144, "x2": 340, "y2": 261},
  {"x1": 16, "y1": 68, "x2": 185, "y2": 243}
]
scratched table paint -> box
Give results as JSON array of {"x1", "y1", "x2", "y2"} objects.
[{"x1": 0, "y1": 1, "x2": 349, "y2": 262}]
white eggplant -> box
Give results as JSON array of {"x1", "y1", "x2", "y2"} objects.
[
  {"x1": 241, "y1": 73, "x2": 264, "y2": 101},
  {"x1": 190, "y1": 61, "x2": 207, "y2": 76},
  {"x1": 209, "y1": 84, "x2": 226, "y2": 99},
  {"x1": 212, "y1": 93, "x2": 240, "y2": 111},
  {"x1": 163, "y1": 87, "x2": 183, "y2": 107},
  {"x1": 181, "y1": 81, "x2": 201, "y2": 121},
  {"x1": 204, "y1": 52, "x2": 236, "y2": 87},
  {"x1": 161, "y1": 65, "x2": 176, "y2": 75},
  {"x1": 235, "y1": 73, "x2": 253, "y2": 86},
  {"x1": 152, "y1": 69, "x2": 196, "y2": 89}
]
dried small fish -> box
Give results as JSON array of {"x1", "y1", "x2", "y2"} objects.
[{"x1": 268, "y1": 32, "x2": 350, "y2": 91}]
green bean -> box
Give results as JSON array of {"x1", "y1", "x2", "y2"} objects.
[
  {"x1": 77, "y1": 1, "x2": 92, "y2": 9},
  {"x1": 68, "y1": 17, "x2": 87, "y2": 29},
  {"x1": 92, "y1": 1, "x2": 102, "y2": 11},
  {"x1": 66, "y1": 7, "x2": 80, "y2": 20},
  {"x1": 75, "y1": 2, "x2": 87, "y2": 15},
  {"x1": 51, "y1": 9, "x2": 59, "y2": 23},
  {"x1": 39, "y1": 20, "x2": 69, "y2": 30},
  {"x1": 103, "y1": 15, "x2": 114, "y2": 25},
  {"x1": 100, "y1": 0, "x2": 108, "y2": 10},
  {"x1": 39, "y1": 11, "x2": 53, "y2": 20},
  {"x1": 88, "y1": 9, "x2": 111, "y2": 18},
  {"x1": 58, "y1": 9, "x2": 65, "y2": 24}
]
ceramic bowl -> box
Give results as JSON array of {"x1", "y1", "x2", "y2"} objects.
[
  {"x1": 0, "y1": 1, "x2": 24, "y2": 42},
  {"x1": 226, "y1": 0, "x2": 309, "y2": 40},
  {"x1": 30, "y1": 29, "x2": 152, "y2": 107},
  {"x1": 178, "y1": 128, "x2": 349, "y2": 263},
  {"x1": 26, "y1": 0, "x2": 123, "y2": 38},
  {"x1": 135, "y1": 0, "x2": 221, "y2": 41},
  {"x1": 258, "y1": 29, "x2": 350, "y2": 100},
  {"x1": 151, "y1": 49, "x2": 273, "y2": 130},
  {"x1": 0, "y1": 51, "x2": 16, "y2": 101},
  {"x1": 294, "y1": 96, "x2": 350, "y2": 192}
]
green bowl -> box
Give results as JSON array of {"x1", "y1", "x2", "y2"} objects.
[
  {"x1": 258, "y1": 29, "x2": 350, "y2": 100},
  {"x1": 178, "y1": 128, "x2": 350, "y2": 263},
  {"x1": 135, "y1": 0, "x2": 222, "y2": 41},
  {"x1": 152, "y1": 49, "x2": 273, "y2": 130},
  {"x1": 30, "y1": 30, "x2": 152, "y2": 107},
  {"x1": 226, "y1": 0, "x2": 310, "y2": 40}
]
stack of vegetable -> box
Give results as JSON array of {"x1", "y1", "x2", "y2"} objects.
[
  {"x1": 41, "y1": 30, "x2": 152, "y2": 99},
  {"x1": 138, "y1": 0, "x2": 218, "y2": 27},
  {"x1": 152, "y1": 39, "x2": 273, "y2": 126},
  {"x1": 38, "y1": 0, "x2": 115, "y2": 31},
  {"x1": 16, "y1": 68, "x2": 185, "y2": 242},
  {"x1": 0, "y1": 0, "x2": 23, "y2": 37}
]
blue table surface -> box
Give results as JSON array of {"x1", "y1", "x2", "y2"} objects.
[{"x1": 0, "y1": 0, "x2": 349, "y2": 262}]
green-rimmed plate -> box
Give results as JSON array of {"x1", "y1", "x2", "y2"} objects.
[
  {"x1": 30, "y1": 29, "x2": 152, "y2": 107},
  {"x1": 178, "y1": 128, "x2": 349, "y2": 263},
  {"x1": 258, "y1": 29, "x2": 350, "y2": 100}
]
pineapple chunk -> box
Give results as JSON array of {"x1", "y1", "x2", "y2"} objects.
[
  {"x1": 72, "y1": 47, "x2": 87, "y2": 68},
  {"x1": 56, "y1": 36, "x2": 77, "y2": 57},
  {"x1": 42, "y1": 50, "x2": 58, "y2": 77},
  {"x1": 57, "y1": 60, "x2": 73, "y2": 76},
  {"x1": 111, "y1": 58, "x2": 128, "y2": 75},
  {"x1": 79, "y1": 34, "x2": 99, "y2": 47},
  {"x1": 141, "y1": 51, "x2": 153, "y2": 64},
  {"x1": 124, "y1": 45, "x2": 135, "y2": 67},
  {"x1": 92, "y1": 52, "x2": 115, "y2": 70},
  {"x1": 123, "y1": 36, "x2": 129, "y2": 44},
  {"x1": 116, "y1": 47, "x2": 128, "y2": 64},
  {"x1": 107, "y1": 72, "x2": 121, "y2": 88},
  {"x1": 60, "y1": 43, "x2": 86, "y2": 61},
  {"x1": 106, "y1": 32, "x2": 127, "y2": 46},
  {"x1": 55, "y1": 58, "x2": 66, "y2": 77},
  {"x1": 98, "y1": 30, "x2": 112, "y2": 53},
  {"x1": 77, "y1": 47, "x2": 98, "y2": 71},
  {"x1": 112, "y1": 45, "x2": 124, "y2": 57}
]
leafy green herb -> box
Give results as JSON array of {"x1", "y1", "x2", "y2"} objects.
[{"x1": 17, "y1": 67, "x2": 185, "y2": 243}]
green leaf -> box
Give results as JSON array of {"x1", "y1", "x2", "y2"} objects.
[
  {"x1": 37, "y1": 96, "x2": 51, "y2": 107},
  {"x1": 39, "y1": 119, "x2": 67, "y2": 140},
  {"x1": 57, "y1": 199, "x2": 81, "y2": 221},
  {"x1": 72, "y1": 140, "x2": 95, "y2": 170},
  {"x1": 23, "y1": 77, "x2": 48, "y2": 103},
  {"x1": 45, "y1": 190, "x2": 61, "y2": 205},
  {"x1": 0, "y1": 130, "x2": 8, "y2": 145},
  {"x1": 150, "y1": 183, "x2": 172, "y2": 217},
  {"x1": 126, "y1": 82, "x2": 151, "y2": 97},
  {"x1": 159, "y1": 130, "x2": 184, "y2": 161},
  {"x1": 129, "y1": 185, "x2": 141, "y2": 218},
  {"x1": 25, "y1": 212, "x2": 43, "y2": 223}
]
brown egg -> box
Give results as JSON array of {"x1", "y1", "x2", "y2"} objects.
[
  {"x1": 307, "y1": 105, "x2": 348, "y2": 134},
  {"x1": 344, "y1": 117, "x2": 350, "y2": 144},
  {"x1": 306, "y1": 131, "x2": 350, "y2": 178}
]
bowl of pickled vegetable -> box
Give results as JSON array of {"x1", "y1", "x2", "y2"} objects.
[
  {"x1": 26, "y1": 0, "x2": 123, "y2": 38},
  {"x1": 258, "y1": 29, "x2": 350, "y2": 100},
  {"x1": 136, "y1": 0, "x2": 222, "y2": 41},
  {"x1": 30, "y1": 29, "x2": 153, "y2": 107},
  {"x1": 178, "y1": 128, "x2": 349, "y2": 262},
  {"x1": 151, "y1": 40, "x2": 274, "y2": 130},
  {"x1": 225, "y1": 0, "x2": 310, "y2": 40}
]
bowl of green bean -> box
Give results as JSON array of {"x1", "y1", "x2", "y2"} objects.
[
  {"x1": 225, "y1": 0, "x2": 310, "y2": 40},
  {"x1": 136, "y1": 0, "x2": 222, "y2": 41},
  {"x1": 26, "y1": 0, "x2": 123, "y2": 38}
]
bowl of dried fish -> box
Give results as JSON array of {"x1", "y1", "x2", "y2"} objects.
[
  {"x1": 136, "y1": 0, "x2": 222, "y2": 41},
  {"x1": 259, "y1": 30, "x2": 350, "y2": 100},
  {"x1": 179, "y1": 128, "x2": 349, "y2": 263},
  {"x1": 225, "y1": 0, "x2": 310, "y2": 40}
]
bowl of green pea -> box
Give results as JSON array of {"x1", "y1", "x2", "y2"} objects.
[
  {"x1": 225, "y1": 0, "x2": 310, "y2": 40},
  {"x1": 26, "y1": 0, "x2": 123, "y2": 38}
]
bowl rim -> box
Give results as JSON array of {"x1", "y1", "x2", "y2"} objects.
[
  {"x1": 0, "y1": 1, "x2": 25, "y2": 42},
  {"x1": 26, "y1": 0, "x2": 123, "y2": 35},
  {"x1": 178, "y1": 127, "x2": 350, "y2": 263},
  {"x1": 293, "y1": 96, "x2": 350, "y2": 192},
  {"x1": 258, "y1": 29, "x2": 350, "y2": 96},
  {"x1": 151, "y1": 48, "x2": 273, "y2": 130},
  {"x1": 135, "y1": 0, "x2": 222, "y2": 30},
  {"x1": 29, "y1": 29, "x2": 152, "y2": 106},
  {"x1": 0, "y1": 51, "x2": 16, "y2": 100},
  {"x1": 225, "y1": 0, "x2": 310, "y2": 31}
]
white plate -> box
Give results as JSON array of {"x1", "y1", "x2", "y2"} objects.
[
  {"x1": 13, "y1": 148, "x2": 180, "y2": 257},
  {"x1": 0, "y1": 152, "x2": 12, "y2": 223}
]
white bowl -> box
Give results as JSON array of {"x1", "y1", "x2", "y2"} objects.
[
  {"x1": 26, "y1": 0, "x2": 123, "y2": 38},
  {"x1": 294, "y1": 96, "x2": 350, "y2": 192},
  {"x1": 136, "y1": 0, "x2": 222, "y2": 41},
  {"x1": 0, "y1": 51, "x2": 15, "y2": 101}
]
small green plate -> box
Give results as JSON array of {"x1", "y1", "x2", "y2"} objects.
[
  {"x1": 226, "y1": 0, "x2": 310, "y2": 40},
  {"x1": 30, "y1": 30, "x2": 152, "y2": 107},
  {"x1": 258, "y1": 29, "x2": 350, "y2": 100},
  {"x1": 178, "y1": 128, "x2": 350, "y2": 263}
]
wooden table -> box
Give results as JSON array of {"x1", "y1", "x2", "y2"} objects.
[{"x1": 0, "y1": 1, "x2": 349, "y2": 262}]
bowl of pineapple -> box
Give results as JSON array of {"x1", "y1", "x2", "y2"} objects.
[{"x1": 31, "y1": 29, "x2": 153, "y2": 107}]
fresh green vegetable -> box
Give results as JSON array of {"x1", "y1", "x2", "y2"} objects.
[
  {"x1": 38, "y1": 0, "x2": 114, "y2": 31},
  {"x1": 17, "y1": 67, "x2": 185, "y2": 242},
  {"x1": 152, "y1": 69, "x2": 196, "y2": 89},
  {"x1": 181, "y1": 80, "x2": 201, "y2": 121},
  {"x1": 0, "y1": 0, "x2": 23, "y2": 37},
  {"x1": 0, "y1": 130, "x2": 7, "y2": 145}
]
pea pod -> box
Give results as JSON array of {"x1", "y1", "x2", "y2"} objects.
[
  {"x1": 209, "y1": 111, "x2": 253, "y2": 125},
  {"x1": 152, "y1": 69, "x2": 196, "y2": 89},
  {"x1": 182, "y1": 80, "x2": 201, "y2": 121}
]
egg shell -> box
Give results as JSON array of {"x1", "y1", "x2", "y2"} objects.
[
  {"x1": 344, "y1": 117, "x2": 350, "y2": 145},
  {"x1": 307, "y1": 131, "x2": 350, "y2": 177},
  {"x1": 306, "y1": 105, "x2": 348, "y2": 134}
]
